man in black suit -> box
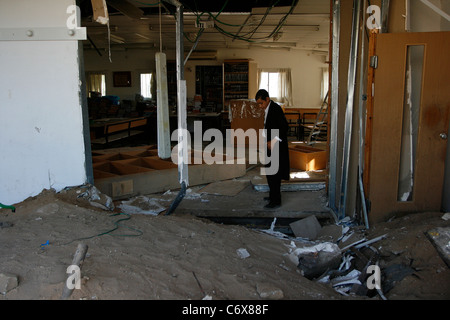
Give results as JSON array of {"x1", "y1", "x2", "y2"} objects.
[{"x1": 255, "y1": 89, "x2": 290, "y2": 209}]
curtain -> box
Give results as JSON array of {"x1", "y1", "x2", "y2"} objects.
[
  {"x1": 257, "y1": 68, "x2": 293, "y2": 107},
  {"x1": 86, "y1": 72, "x2": 106, "y2": 97},
  {"x1": 150, "y1": 71, "x2": 156, "y2": 99}
]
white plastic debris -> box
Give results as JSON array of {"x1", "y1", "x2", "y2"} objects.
[
  {"x1": 236, "y1": 248, "x2": 250, "y2": 259},
  {"x1": 259, "y1": 218, "x2": 289, "y2": 240},
  {"x1": 285, "y1": 241, "x2": 341, "y2": 266},
  {"x1": 338, "y1": 254, "x2": 354, "y2": 271},
  {"x1": 331, "y1": 269, "x2": 361, "y2": 287},
  {"x1": 288, "y1": 241, "x2": 340, "y2": 255}
]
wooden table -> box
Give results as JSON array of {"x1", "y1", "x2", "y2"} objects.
[{"x1": 90, "y1": 117, "x2": 148, "y2": 145}]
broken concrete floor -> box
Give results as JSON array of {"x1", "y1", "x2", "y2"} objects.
[
  {"x1": 138, "y1": 165, "x2": 330, "y2": 222},
  {"x1": 0, "y1": 161, "x2": 449, "y2": 300}
]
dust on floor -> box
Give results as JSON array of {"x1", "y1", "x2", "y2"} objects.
[{"x1": 0, "y1": 187, "x2": 449, "y2": 301}]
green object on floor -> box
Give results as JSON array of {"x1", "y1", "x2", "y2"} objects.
[{"x1": 0, "y1": 203, "x2": 15, "y2": 212}]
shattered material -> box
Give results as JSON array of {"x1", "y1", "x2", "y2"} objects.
[
  {"x1": 259, "y1": 218, "x2": 290, "y2": 240},
  {"x1": 60, "y1": 184, "x2": 115, "y2": 211},
  {"x1": 426, "y1": 227, "x2": 450, "y2": 267},
  {"x1": 119, "y1": 196, "x2": 165, "y2": 216},
  {"x1": 285, "y1": 241, "x2": 342, "y2": 279},
  {"x1": 257, "y1": 215, "x2": 392, "y2": 298}
]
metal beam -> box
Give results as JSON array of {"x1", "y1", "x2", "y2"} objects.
[
  {"x1": 0, "y1": 27, "x2": 86, "y2": 41},
  {"x1": 358, "y1": 0, "x2": 369, "y2": 229},
  {"x1": 338, "y1": 0, "x2": 361, "y2": 220},
  {"x1": 329, "y1": 0, "x2": 340, "y2": 215},
  {"x1": 184, "y1": 28, "x2": 204, "y2": 65}
]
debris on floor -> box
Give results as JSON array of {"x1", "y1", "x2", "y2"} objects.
[
  {"x1": 286, "y1": 241, "x2": 342, "y2": 280},
  {"x1": 58, "y1": 184, "x2": 115, "y2": 211},
  {"x1": 425, "y1": 226, "x2": 450, "y2": 268},
  {"x1": 260, "y1": 215, "x2": 394, "y2": 299},
  {"x1": 0, "y1": 273, "x2": 19, "y2": 295},
  {"x1": 236, "y1": 248, "x2": 250, "y2": 259},
  {"x1": 289, "y1": 215, "x2": 322, "y2": 239},
  {"x1": 119, "y1": 196, "x2": 165, "y2": 216},
  {"x1": 1, "y1": 185, "x2": 449, "y2": 300}
]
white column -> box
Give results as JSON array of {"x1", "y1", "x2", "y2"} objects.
[{"x1": 155, "y1": 52, "x2": 171, "y2": 159}]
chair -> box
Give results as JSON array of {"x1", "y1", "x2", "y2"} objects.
[
  {"x1": 284, "y1": 112, "x2": 301, "y2": 141},
  {"x1": 301, "y1": 112, "x2": 318, "y2": 141}
]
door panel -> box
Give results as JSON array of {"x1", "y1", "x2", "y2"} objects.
[{"x1": 368, "y1": 32, "x2": 450, "y2": 223}]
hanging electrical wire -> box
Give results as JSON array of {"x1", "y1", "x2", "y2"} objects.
[
  {"x1": 159, "y1": 1, "x2": 163, "y2": 51},
  {"x1": 195, "y1": 0, "x2": 297, "y2": 43},
  {"x1": 158, "y1": 0, "x2": 298, "y2": 44}
]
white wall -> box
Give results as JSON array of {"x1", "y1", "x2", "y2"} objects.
[
  {"x1": 84, "y1": 47, "x2": 328, "y2": 109},
  {"x1": 218, "y1": 49, "x2": 327, "y2": 108},
  {"x1": 84, "y1": 48, "x2": 157, "y2": 101},
  {"x1": 0, "y1": 0, "x2": 87, "y2": 205}
]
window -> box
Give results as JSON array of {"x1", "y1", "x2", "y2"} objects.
[
  {"x1": 257, "y1": 68, "x2": 292, "y2": 106},
  {"x1": 260, "y1": 71, "x2": 280, "y2": 98},
  {"x1": 86, "y1": 72, "x2": 106, "y2": 97},
  {"x1": 140, "y1": 73, "x2": 153, "y2": 99}
]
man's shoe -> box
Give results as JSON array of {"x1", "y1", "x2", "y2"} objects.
[
  {"x1": 263, "y1": 197, "x2": 271, "y2": 201},
  {"x1": 264, "y1": 202, "x2": 281, "y2": 209}
]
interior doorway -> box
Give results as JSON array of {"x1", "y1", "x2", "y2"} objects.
[{"x1": 367, "y1": 31, "x2": 450, "y2": 223}]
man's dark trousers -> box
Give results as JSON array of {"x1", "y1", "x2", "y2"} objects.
[{"x1": 267, "y1": 174, "x2": 282, "y2": 204}]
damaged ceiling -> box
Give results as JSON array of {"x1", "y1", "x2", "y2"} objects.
[{"x1": 80, "y1": 0, "x2": 330, "y2": 53}]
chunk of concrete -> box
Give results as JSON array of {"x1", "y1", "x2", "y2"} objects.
[
  {"x1": 289, "y1": 215, "x2": 322, "y2": 240},
  {"x1": 256, "y1": 283, "x2": 284, "y2": 300},
  {"x1": 286, "y1": 242, "x2": 343, "y2": 280},
  {"x1": 0, "y1": 273, "x2": 18, "y2": 294},
  {"x1": 297, "y1": 249, "x2": 342, "y2": 280}
]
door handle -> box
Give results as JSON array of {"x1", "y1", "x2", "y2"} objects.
[{"x1": 440, "y1": 133, "x2": 448, "y2": 140}]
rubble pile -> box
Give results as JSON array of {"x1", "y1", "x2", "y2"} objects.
[{"x1": 262, "y1": 215, "x2": 394, "y2": 299}]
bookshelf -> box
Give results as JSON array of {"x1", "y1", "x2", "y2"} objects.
[
  {"x1": 223, "y1": 59, "x2": 257, "y2": 110},
  {"x1": 195, "y1": 65, "x2": 223, "y2": 112}
]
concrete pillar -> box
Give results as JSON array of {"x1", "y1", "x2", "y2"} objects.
[{"x1": 155, "y1": 52, "x2": 171, "y2": 159}]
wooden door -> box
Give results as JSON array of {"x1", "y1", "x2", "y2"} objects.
[{"x1": 368, "y1": 32, "x2": 450, "y2": 223}]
